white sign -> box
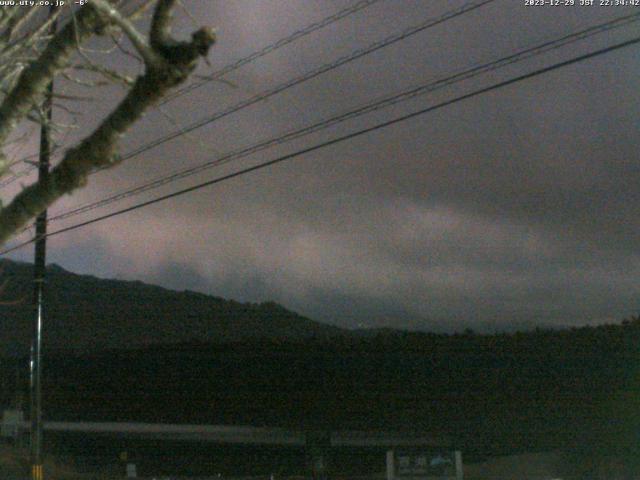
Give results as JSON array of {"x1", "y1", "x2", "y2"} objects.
[
  {"x1": 126, "y1": 463, "x2": 137, "y2": 478},
  {"x1": 1, "y1": 409, "x2": 24, "y2": 439},
  {"x1": 387, "y1": 449, "x2": 463, "y2": 480}
]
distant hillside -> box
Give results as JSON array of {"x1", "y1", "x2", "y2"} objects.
[
  {"x1": 0, "y1": 259, "x2": 345, "y2": 355},
  {"x1": 2, "y1": 321, "x2": 640, "y2": 461},
  {"x1": 1, "y1": 262, "x2": 639, "y2": 468}
]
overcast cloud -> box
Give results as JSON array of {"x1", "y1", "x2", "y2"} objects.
[{"x1": 5, "y1": 0, "x2": 639, "y2": 332}]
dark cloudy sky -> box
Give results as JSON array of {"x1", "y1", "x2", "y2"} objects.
[{"x1": 4, "y1": 0, "x2": 639, "y2": 332}]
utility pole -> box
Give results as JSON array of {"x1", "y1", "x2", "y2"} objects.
[
  {"x1": 31, "y1": 7, "x2": 56, "y2": 480},
  {"x1": 30, "y1": 82, "x2": 52, "y2": 480}
]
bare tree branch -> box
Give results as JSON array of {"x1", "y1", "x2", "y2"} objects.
[
  {"x1": 91, "y1": 0, "x2": 160, "y2": 66},
  {"x1": 150, "y1": 0, "x2": 176, "y2": 49},
  {"x1": 0, "y1": 1, "x2": 216, "y2": 245},
  {"x1": 0, "y1": 6, "x2": 109, "y2": 171}
]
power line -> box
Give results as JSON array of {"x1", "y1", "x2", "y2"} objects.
[
  {"x1": 106, "y1": 0, "x2": 497, "y2": 166},
  {"x1": 45, "y1": 12, "x2": 640, "y2": 224},
  {"x1": 0, "y1": 0, "x2": 383, "y2": 188},
  {"x1": 2, "y1": 34, "x2": 637, "y2": 257},
  {"x1": 2, "y1": 0, "x2": 495, "y2": 192},
  {"x1": 159, "y1": 0, "x2": 384, "y2": 106},
  {"x1": 33, "y1": 0, "x2": 499, "y2": 220}
]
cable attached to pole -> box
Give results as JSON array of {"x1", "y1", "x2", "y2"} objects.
[{"x1": 2, "y1": 34, "x2": 637, "y2": 258}]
